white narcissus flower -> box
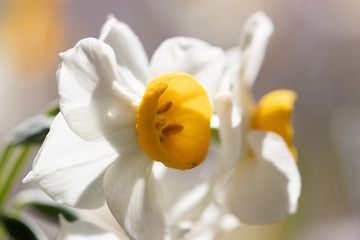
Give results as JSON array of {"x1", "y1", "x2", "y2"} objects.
[
  {"x1": 215, "y1": 12, "x2": 301, "y2": 225},
  {"x1": 23, "y1": 16, "x2": 228, "y2": 240}
]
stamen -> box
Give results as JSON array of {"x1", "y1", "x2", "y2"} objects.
[
  {"x1": 157, "y1": 101, "x2": 173, "y2": 114},
  {"x1": 155, "y1": 119, "x2": 167, "y2": 131},
  {"x1": 161, "y1": 124, "x2": 184, "y2": 137}
]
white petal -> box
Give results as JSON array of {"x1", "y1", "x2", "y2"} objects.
[
  {"x1": 103, "y1": 151, "x2": 169, "y2": 240},
  {"x1": 224, "y1": 51, "x2": 256, "y2": 118},
  {"x1": 156, "y1": 145, "x2": 220, "y2": 225},
  {"x1": 23, "y1": 114, "x2": 119, "y2": 209},
  {"x1": 58, "y1": 37, "x2": 141, "y2": 141},
  {"x1": 76, "y1": 205, "x2": 129, "y2": 239},
  {"x1": 215, "y1": 93, "x2": 243, "y2": 171},
  {"x1": 238, "y1": 11, "x2": 274, "y2": 87},
  {"x1": 218, "y1": 47, "x2": 241, "y2": 93},
  {"x1": 56, "y1": 216, "x2": 122, "y2": 240},
  {"x1": 149, "y1": 37, "x2": 226, "y2": 102},
  {"x1": 229, "y1": 13, "x2": 272, "y2": 116},
  {"x1": 225, "y1": 130, "x2": 301, "y2": 224},
  {"x1": 99, "y1": 16, "x2": 149, "y2": 84},
  {"x1": 182, "y1": 203, "x2": 240, "y2": 240}
]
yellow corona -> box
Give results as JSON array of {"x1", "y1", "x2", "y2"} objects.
[
  {"x1": 252, "y1": 89, "x2": 297, "y2": 159},
  {"x1": 136, "y1": 73, "x2": 213, "y2": 170}
]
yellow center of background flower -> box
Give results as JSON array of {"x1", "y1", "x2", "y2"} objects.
[
  {"x1": 136, "y1": 73, "x2": 213, "y2": 170},
  {"x1": 252, "y1": 89, "x2": 297, "y2": 160}
]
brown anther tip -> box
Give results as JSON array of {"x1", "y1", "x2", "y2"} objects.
[
  {"x1": 157, "y1": 101, "x2": 173, "y2": 114},
  {"x1": 161, "y1": 124, "x2": 183, "y2": 137}
]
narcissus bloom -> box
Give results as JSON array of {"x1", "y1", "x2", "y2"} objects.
[
  {"x1": 215, "y1": 12, "x2": 301, "y2": 224},
  {"x1": 23, "y1": 16, "x2": 228, "y2": 240}
]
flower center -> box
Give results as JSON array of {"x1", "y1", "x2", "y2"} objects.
[
  {"x1": 136, "y1": 73, "x2": 213, "y2": 170},
  {"x1": 252, "y1": 89, "x2": 297, "y2": 160}
]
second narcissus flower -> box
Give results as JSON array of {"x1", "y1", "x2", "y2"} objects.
[
  {"x1": 23, "y1": 16, "x2": 228, "y2": 240},
  {"x1": 215, "y1": 12, "x2": 301, "y2": 225}
]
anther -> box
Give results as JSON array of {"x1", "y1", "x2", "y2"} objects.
[
  {"x1": 157, "y1": 101, "x2": 173, "y2": 114},
  {"x1": 161, "y1": 124, "x2": 184, "y2": 137}
]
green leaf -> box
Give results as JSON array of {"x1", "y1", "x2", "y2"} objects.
[
  {"x1": 9, "y1": 115, "x2": 53, "y2": 145},
  {"x1": 0, "y1": 145, "x2": 33, "y2": 210},
  {"x1": 45, "y1": 103, "x2": 60, "y2": 117},
  {"x1": 0, "y1": 214, "x2": 38, "y2": 240},
  {"x1": 25, "y1": 201, "x2": 78, "y2": 224}
]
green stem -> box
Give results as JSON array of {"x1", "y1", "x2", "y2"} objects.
[
  {"x1": 0, "y1": 224, "x2": 6, "y2": 240},
  {"x1": 0, "y1": 144, "x2": 15, "y2": 178},
  {"x1": 0, "y1": 145, "x2": 33, "y2": 211}
]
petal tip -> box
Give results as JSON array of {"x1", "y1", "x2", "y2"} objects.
[
  {"x1": 23, "y1": 171, "x2": 35, "y2": 183},
  {"x1": 250, "y1": 11, "x2": 274, "y2": 34}
]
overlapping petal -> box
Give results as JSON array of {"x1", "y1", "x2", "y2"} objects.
[
  {"x1": 99, "y1": 16, "x2": 149, "y2": 84},
  {"x1": 238, "y1": 11, "x2": 274, "y2": 88},
  {"x1": 181, "y1": 203, "x2": 240, "y2": 240},
  {"x1": 214, "y1": 93, "x2": 243, "y2": 170},
  {"x1": 149, "y1": 37, "x2": 226, "y2": 103},
  {"x1": 232, "y1": 12, "x2": 273, "y2": 113},
  {"x1": 23, "y1": 114, "x2": 118, "y2": 208},
  {"x1": 56, "y1": 216, "x2": 121, "y2": 240},
  {"x1": 104, "y1": 151, "x2": 168, "y2": 240},
  {"x1": 225, "y1": 130, "x2": 301, "y2": 224},
  {"x1": 58, "y1": 38, "x2": 141, "y2": 142},
  {"x1": 154, "y1": 145, "x2": 220, "y2": 226}
]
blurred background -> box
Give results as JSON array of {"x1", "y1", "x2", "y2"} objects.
[{"x1": 1, "y1": 0, "x2": 360, "y2": 239}]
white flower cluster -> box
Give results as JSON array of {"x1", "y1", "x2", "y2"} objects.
[{"x1": 24, "y1": 12, "x2": 301, "y2": 240}]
